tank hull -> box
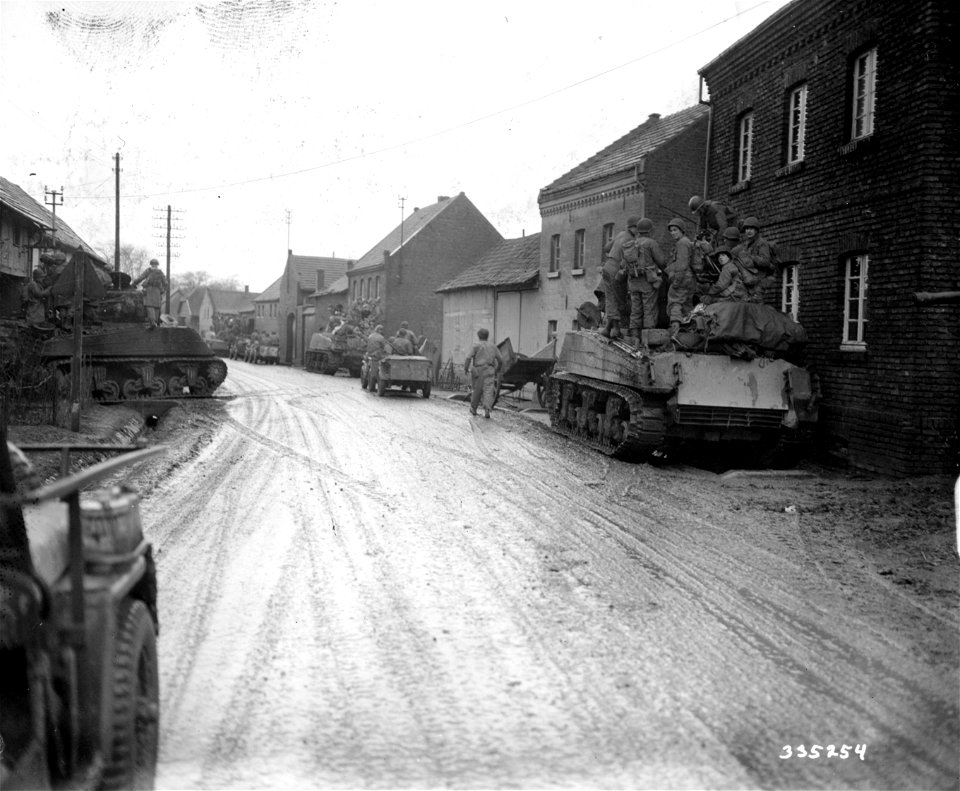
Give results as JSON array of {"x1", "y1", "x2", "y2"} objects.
[
  {"x1": 42, "y1": 326, "x2": 228, "y2": 400},
  {"x1": 547, "y1": 331, "x2": 817, "y2": 461}
]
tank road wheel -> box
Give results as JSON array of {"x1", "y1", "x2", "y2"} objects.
[
  {"x1": 422, "y1": 382, "x2": 431, "y2": 399},
  {"x1": 167, "y1": 376, "x2": 185, "y2": 396},
  {"x1": 98, "y1": 379, "x2": 122, "y2": 402},
  {"x1": 101, "y1": 599, "x2": 159, "y2": 791},
  {"x1": 123, "y1": 378, "x2": 144, "y2": 399},
  {"x1": 149, "y1": 378, "x2": 166, "y2": 398},
  {"x1": 377, "y1": 376, "x2": 387, "y2": 397},
  {"x1": 188, "y1": 377, "x2": 209, "y2": 396}
]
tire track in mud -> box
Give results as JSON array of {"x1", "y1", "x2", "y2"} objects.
[{"x1": 458, "y1": 411, "x2": 956, "y2": 786}]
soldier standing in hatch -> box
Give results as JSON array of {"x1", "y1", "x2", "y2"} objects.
[
  {"x1": 665, "y1": 218, "x2": 696, "y2": 338},
  {"x1": 626, "y1": 218, "x2": 665, "y2": 340},
  {"x1": 132, "y1": 258, "x2": 166, "y2": 329},
  {"x1": 464, "y1": 327, "x2": 503, "y2": 419}
]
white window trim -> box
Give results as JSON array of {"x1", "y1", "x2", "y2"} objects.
[
  {"x1": 738, "y1": 113, "x2": 754, "y2": 182},
  {"x1": 841, "y1": 253, "x2": 869, "y2": 350},
  {"x1": 788, "y1": 85, "x2": 807, "y2": 164},
  {"x1": 781, "y1": 263, "x2": 800, "y2": 320},
  {"x1": 851, "y1": 48, "x2": 877, "y2": 141},
  {"x1": 549, "y1": 235, "x2": 561, "y2": 273},
  {"x1": 573, "y1": 229, "x2": 585, "y2": 270}
]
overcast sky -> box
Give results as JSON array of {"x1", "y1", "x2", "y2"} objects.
[{"x1": 1, "y1": 0, "x2": 793, "y2": 292}]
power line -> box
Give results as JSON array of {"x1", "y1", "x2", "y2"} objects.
[{"x1": 57, "y1": 1, "x2": 775, "y2": 201}]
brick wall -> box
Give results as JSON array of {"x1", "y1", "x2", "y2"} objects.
[
  {"x1": 700, "y1": 0, "x2": 959, "y2": 474},
  {"x1": 379, "y1": 196, "x2": 502, "y2": 348},
  {"x1": 537, "y1": 118, "x2": 708, "y2": 347}
]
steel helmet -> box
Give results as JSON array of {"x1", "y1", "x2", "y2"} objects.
[
  {"x1": 149, "y1": 258, "x2": 160, "y2": 266},
  {"x1": 667, "y1": 217, "x2": 686, "y2": 231},
  {"x1": 688, "y1": 195, "x2": 704, "y2": 213},
  {"x1": 722, "y1": 227, "x2": 741, "y2": 242},
  {"x1": 742, "y1": 216, "x2": 761, "y2": 229},
  {"x1": 626, "y1": 216, "x2": 640, "y2": 228},
  {"x1": 636, "y1": 218, "x2": 654, "y2": 234}
]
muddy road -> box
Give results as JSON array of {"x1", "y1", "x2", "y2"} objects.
[{"x1": 126, "y1": 361, "x2": 957, "y2": 789}]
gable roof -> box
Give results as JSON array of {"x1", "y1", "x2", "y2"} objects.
[
  {"x1": 312, "y1": 273, "x2": 348, "y2": 298},
  {"x1": 253, "y1": 276, "x2": 282, "y2": 303},
  {"x1": 436, "y1": 234, "x2": 541, "y2": 293},
  {"x1": 1, "y1": 176, "x2": 108, "y2": 265},
  {"x1": 186, "y1": 287, "x2": 205, "y2": 314},
  {"x1": 351, "y1": 193, "x2": 464, "y2": 273},
  {"x1": 208, "y1": 288, "x2": 256, "y2": 314},
  {"x1": 287, "y1": 253, "x2": 351, "y2": 291},
  {"x1": 539, "y1": 105, "x2": 709, "y2": 198}
]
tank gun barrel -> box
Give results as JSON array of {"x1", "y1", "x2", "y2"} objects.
[{"x1": 913, "y1": 291, "x2": 960, "y2": 305}]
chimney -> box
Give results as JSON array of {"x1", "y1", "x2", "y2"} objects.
[
  {"x1": 648, "y1": 113, "x2": 661, "y2": 122},
  {"x1": 437, "y1": 195, "x2": 449, "y2": 202},
  {"x1": 316, "y1": 270, "x2": 324, "y2": 291}
]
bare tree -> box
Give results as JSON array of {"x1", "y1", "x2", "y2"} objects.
[
  {"x1": 170, "y1": 271, "x2": 241, "y2": 293},
  {"x1": 98, "y1": 243, "x2": 151, "y2": 280}
]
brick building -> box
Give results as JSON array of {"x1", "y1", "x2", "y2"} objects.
[
  {"x1": 347, "y1": 193, "x2": 502, "y2": 347},
  {"x1": 699, "y1": 0, "x2": 959, "y2": 474},
  {"x1": 536, "y1": 105, "x2": 709, "y2": 350},
  {"x1": 277, "y1": 251, "x2": 351, "y2": 364}
]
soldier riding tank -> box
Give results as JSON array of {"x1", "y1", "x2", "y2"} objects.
[
  {"x1": 40, "y1": 260, "x2": 227, "y2": 400},
  {"x1": 546, "y1": 301, "x2": 818, "y2": 462}
]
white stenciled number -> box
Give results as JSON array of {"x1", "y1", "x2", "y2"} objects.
[
  {"x1": 809, "y1": 745, "x2": 822, "y2": 759},
  {"x1": 840, "y1": 744, "x2": 851, "y2": 759},
  {"x1": 796, "y1": 745, "x2": 808, "y2": 758},
  {"x1": 855, "y1": 744, "x2": 867, "y2": 760},
  {"x1": 779, "y1": 745, "x2": 792, "y2": 759},
  {"x1": 826, "y1": 745, "x2": 838, "y2": 757}
]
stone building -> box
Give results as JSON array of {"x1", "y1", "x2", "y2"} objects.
[
  {"x1": 277, "y1": 251, "x2": 351, "y2": 364},
  {"x1": 536, "y1": 105, "x2": 709, "y2": 350},
  {"x1": 699, "y1": 0, "x2": 959, "y2": 474}
]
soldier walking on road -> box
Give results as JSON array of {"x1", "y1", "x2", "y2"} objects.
[
  {"x1": 627, "y1": 218, "x2": 665, "y2": 341},
  {"x1": 464, "y1": 328, "x2": 503, "y2": 419}
]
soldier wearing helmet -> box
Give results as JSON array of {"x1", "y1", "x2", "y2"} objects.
[
  {"x1": 688, "y1": 195, "x2": 739, "y2": 245},
  {"x1": 720, "y1": 227, "x2": 763, "y2": 303},
  {"x1": 132, "y1": 257, "x2": 166, "y2": 329},
  {"x1": 597, "y1": 217, "x2": 640, "y2": 339},
  {"x1": 740, "y1": 216, "x2": 778, "y2": 303},
  {"x1": 625, "y1": 218, "x2": 666, "y2": 340},
  {"x1": 702, "y1": 245, "x2": 748, "y2": 304},
  {"x1": 665, "y1": 218, "x2": 696, "y2": 338}
]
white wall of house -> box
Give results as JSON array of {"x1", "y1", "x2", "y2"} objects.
[{"x1": 441, "y1": 289, "x2": 494, "y2": 366}]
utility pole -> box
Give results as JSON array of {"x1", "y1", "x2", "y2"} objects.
[
  {"x1": 114, "y1": 152, "x2": 121, "y2": 272},
  {"x1": 153, "y1": 206, "x2": 184, "y2": 313},
  {"x1": 44, "y1": 186, "x2": 63, "y2": 245},
  {"x1": 285, "y1": 209, "x2": 292, "y2": 250},
  {"x1": 397, "y1": 196, "x2": 406, "y2": 284}
]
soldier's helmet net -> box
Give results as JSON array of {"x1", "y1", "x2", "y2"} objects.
[
  {"x1": 668, "y1": 217, "x2": 686, "y2": 231},
  {"x1": 722, "y1": 227, "x2": 741, "y2": 241},
  {"x1": 636, "y1": 218, "x2": 654, "y2": 234},
  {"x1": 688, "y1": 196, "x2": 704, "y2": 212},
  {"x1": 742, "y1": 216, "x2": 761, "y2": 229}
]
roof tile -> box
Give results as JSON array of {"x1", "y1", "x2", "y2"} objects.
[{"x1": 436, "y1": 234, "x2": 541, "y2": 292}]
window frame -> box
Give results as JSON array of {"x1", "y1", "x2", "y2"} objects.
[
  {"x1": 549, "y1": 234, "x2": 561, "y2": 273},
  {"x1": 547, "y1": 319, "x2": 558, "y2": 343},
  {"x1": 841, "y1": 253, "x2": 869, "y2": 349},
  {"x1": 375, "y1": 275, "x2": 380, "y2": 299},
  {"x1": 573, "y1": 229, "x2": 585, "y2": 272},
  {"x1": 787, "y1": 84, "x2": 807, "y2": 165},
  {"x1": 737, "y1": 111, "x2": 754, "y2": 183},
  {"x1": 602, "y1": 223, "x2": 614, "y2": 252},
  {"x1": 781, "y1": 263, "x2": 799, "y2": 320},
  {"x1": 850, "y1": 47, "x2": 877, "y2": 141}
]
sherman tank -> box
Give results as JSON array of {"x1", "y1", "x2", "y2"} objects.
[
  {"x1": 305, "y1": 323, "x2": 364, "y2": 376},
  {"x1": 41, "y1": 286, "x2": 228, "y2": 400},
  {"x1": 546, "y1": 301, "x2": 818, "y2": 463}
]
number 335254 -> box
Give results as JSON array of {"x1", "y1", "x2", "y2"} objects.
[{"x1": 780, "y1": 744, "x2": 867, "y2": 760}]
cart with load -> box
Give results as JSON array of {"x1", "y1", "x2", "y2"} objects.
[
  {"x1": 494, "y1": 337, "x2": 555, "y2": 408},
  {"x1": 364, "y1": 354, "x2": 432, "y2": 398}
]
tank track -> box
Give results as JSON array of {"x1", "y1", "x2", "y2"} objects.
[
  {"x1": 546, "y1": 371, "x2": 668, "y2": 461},
  {"x1": 56, "y1": 356, "x2": 228, "y2": 401}
]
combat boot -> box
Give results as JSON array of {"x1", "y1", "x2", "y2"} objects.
[
  {"x1": 610, "y1": 320, "x2": 622, "y2": 339},
  {"x1": 599, "y1": 318, "x2": 613, "y2": 338}
]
